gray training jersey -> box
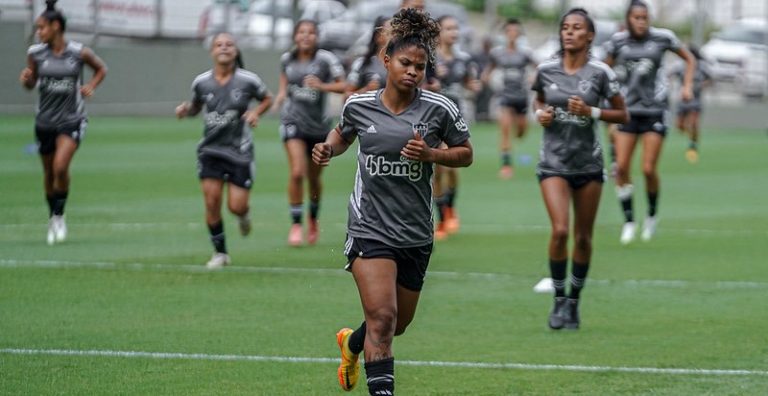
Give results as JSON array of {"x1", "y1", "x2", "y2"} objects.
[
  {"x1": 280, "y1": 49, "x2": 345, "y2": 136},
  {"x1": 603, "y1": 28, "x2": 682, "y2": 116},
  {"x1": 532, "y1": 58, "x2": 622, "y2": 176},
  {"x1": 190, "y1": 69, "x2": 270, "y2": 164},
  {"x1": 435, "y1": 49, "x2": 477, "y2": 110},
  {"x1": 347, "y1": 56, "x2": 387, "y2": 90},
  {"x1": 672, "y1": 60, "x2": 711, "y2": 102},
  {"x1": 338, "y1": 89, "x2": 471, "y2": 247},
  {"x1": 28, "y1": 41, "x2": 86, "y2": 128},
  {"x1": 489, "y1": 45, "x2": 535, "y2": 101}
]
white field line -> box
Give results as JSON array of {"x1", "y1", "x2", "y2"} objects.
[
  {"x1": 1, "y1": 348, "x2": 766, "y2": 377},
  {"x1": 1, "y1": 258, "x2": 767, "y2": 289}
]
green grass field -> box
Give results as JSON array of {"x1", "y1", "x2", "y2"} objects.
[{"x1": 1, "y1": 114, "x2": 767, "y2": 395}]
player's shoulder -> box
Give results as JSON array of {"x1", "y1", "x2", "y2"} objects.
[
  {"x1": 649, "y1": 27, "x2": 678, "y2": 42},
  {"x1": 342, "y1": 91, "x2": 377, "y2": 111},
  {"x1": 235, "y1": 68, "x2": 265, "y2": 85},
  {"x1": 316, "y1": 49, "x2": 340, "y2": 63},
  {"x1": 192, "y1": 70, "x2": 213, "y2": 87},
  {"x1": 280, "y1": 51, "x2": 293, "y2": 64},
  {"x1": 419, "y1": 89, "x2": 460, "y2": 120},
  {"x1": 455, "y1": 49, "x2": 472, "y2": 61},
  {"x1": 349, "y1": 56, "x2": 365, "y2": 70},
  {"x1": 609, "y1": 30, "x2": 630, "y2": 43},
  {"x1": 27, "y1": 43, "x2": 48, "y2": 55},
  {"x1": 587, "y1": 57, "x2": 616, "y2": 78},
  {"x1": 66, "y1": 41, "x2": 84, "y2": 53},
  {"x1": 536, "y1": 56, "x2": 561, "y2": 72}
]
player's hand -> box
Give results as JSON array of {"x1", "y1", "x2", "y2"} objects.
[
  {"x1": 80, "y1": 84, "x2": 95, "y2": 98},
  {"x1": 312, "y1": 142, "x2": 333, "y2": 166},
  {"x1": 681, "y1": 85, "x2": 693, "y2": 102},
  {"x1": 567, "y1": 95, "x2": 589, "y2": 116},
  {"x1": 243, "y1": 110, "x2": 259, "y2": 128},
  {"x1": 19, "y1": 67, "x2": 34, "y2": 85},
  {"x1": 175, "y1": 102, "x2": 189, "y2": 119},
  {"x1": 401, "y1": 130, "x2": 432, "y2": 162},
  {"x1": 303, "y1": 75, "x2": 322, "y2": 89},
  {"x1": 537, "y1": 106, "x2": 555, "y2": 127}
]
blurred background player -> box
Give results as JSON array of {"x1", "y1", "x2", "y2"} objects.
[
  {"x1": 532, "y1": 8, "x2": 628, "y2": 330},
  {"x1": 482, "y1": 18, "x2": 537, "y2": 179},
  {"x1": 671, "y1": 45, "x2": 712, "y2": 163},
  {"x1": 345, "y1": 16, "x2": 390, "y2": 98},
  {"x1": 603, "y1": 0, "x2": 696, "y2": 244},
  {"x1": 20, "y1": 0, "x2": 107, "y2": 245},
  {"x1": 432, "y1": 14, "x2": 481, "y2": 239},
  {"x1": 175, "y1": 32, "x2": 273, "y2": 269},
  {"x1": 312, "y1": 9, "x2": 472, "y2": 395},
  {"x1": 273, "y1": 20, "x2": 346, "y2": 246}
]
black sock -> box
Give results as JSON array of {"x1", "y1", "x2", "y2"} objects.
[
  {"x1": 689, "y1": 141, "x2": 698, "y2": 150},
  {"x1": 648, "y1": 192, "x2": 658, "y2": 217},
  {"x1": 365, "y1": 357, "x2": 394, "y2": 396},
  {"x1": 290, "y1": 204, "x2": 302, "y2": 224},
  {"x1": 52, "y1": 191, "x2": 68, "y2": 216},
  {"x1": 445, "y1": 188, "x2": 456, "y2": 208},
  {"x1": 46, "y1": 194, "x2": 56, "y2": 217},
  {"x1": 569, "y1": 261, "x2": 590, "y2": 299},
  {"x1": 349, "y1": 321, "x2": 366, "y2": 355},
  {"x1": 501, "y1": 152, "x2": 512, "y2": 167},
  {"x1": 309, "y1": 200, "x2": 320, "y2": 220},
  {"x1": 208, "y1": 221, "x2": 227, "y2": 254},
  {"x1": 549, "y1": 259, "x2": 567, "y2": 298},
  {"x1": 434, "y1": 196, "x2": 447, "y2": 222},
  {"x1": 620, "y1": 197, "x2": 634, "y2": 223}
]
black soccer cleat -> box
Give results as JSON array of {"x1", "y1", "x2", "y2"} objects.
[
  {"x1": 563, "y1": 298, "x2": 580, "y2": 330},
  {"x1": 548, "y1": 297, "x2": 568, "y2": 330}
]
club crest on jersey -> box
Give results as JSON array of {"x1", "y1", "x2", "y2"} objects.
[
  {"x1": 230, "y1": 89, "x2": 242, "y2": 103},
  {"x1": 412, "y1": 122, "x2": 429, "y2": 138},
  {"x1": 578, "y1": 80, "x2": 592, "y2": 94}
]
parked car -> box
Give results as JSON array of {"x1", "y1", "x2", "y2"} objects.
[{"x1": 701, "y1": 19, "x2": 767, "y2": 98}]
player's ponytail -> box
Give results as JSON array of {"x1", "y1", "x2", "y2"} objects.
[
  {"x1": 235, "y1": 50, "x2": 244, "y2": 69},
  {"x1": 41, "y1": 0, "x2": 67, "y2": 32},
  {"x1": 385, "y1": 8, "x2": 440, "y2": 70}
]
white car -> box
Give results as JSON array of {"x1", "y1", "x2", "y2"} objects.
[{"x1": 701, "y1": 19, "x2": 767, "y2": 97}]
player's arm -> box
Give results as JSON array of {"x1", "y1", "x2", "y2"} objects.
[
  {"x1": 426, "y1": 139, "x2": 473, "y2": 167},
  {"x1": 567, "y1": 94, "x2": 628, "y2": 124},
  {"x1": 244, "y1": 92, "x2": 273, "y2": 128},
  {"x1": 312, "y1": 126, "x2": 354, "y2": 166},
  {"x1": 480, "y1": 58, "x2": 496, "y2": 84},
  {"x1": 673, "y1": 46, "x2": 696, "y2": 101},
  {"x1": 533, "y1": 91, "x2": 555, "y2": 127},
  {"x1": 272, "y1": 72, "x2": 289, "y2": 112},
  {"x1": 80, "y1": 47, "x2": 108, "y2": 97},
  {"x1": 20, "y1": 54, "x2": 37, "y2": 90}
]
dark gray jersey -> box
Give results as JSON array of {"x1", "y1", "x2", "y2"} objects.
[
  {"x1": 190, "y1": 69, "x2": 270, "y2": 164},
  {"x1": 603, "y1": 28, "x2": 682, "y2": 116},
  {"x1": 28, "y1": 41, "x2": 86, "y2": 128},
  {"x1": 280, "y1": 49, "x2": 345, "y2": 135},
  {"x1": 489, "y1": 46, "x2": 535, "y2": 100},
  {"x1": 532, "y1": 58, "x2": 622, "y2": 176},
  {"x1": 347, "y1": 56, "x2": 387, "y2": 90},
  {"x1": 672, "y1": 60, "x2": 711, "y2": 100},
  {"x1": 338, "y1": 89, "x2": 470, "y2": 247},
  {"x1": 435, "y1": 50, "x2": 477, "y2": 110}
]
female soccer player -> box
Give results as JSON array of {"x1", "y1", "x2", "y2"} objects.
[
  {"x1": 532, "y1": 8, "x2": 628, "y2": 329},
  {"x1": 604, "y1": 0, "x2": 696, "y2": 244},
  {"x1": 274, "y1": 20, "x2": 346, "y2": 246},
  {"x1": 312, "y1": 9, "x2": 472, "y2": 394},
  {"x1": 482, "y1": 18, "x2": 537, "y2": 179},
  {"x1": 672, "y1": 45, "x2": 711, "y2": 163},
  {"x1": 346, "y1": 16, "x2": 390, "y2": 97},
  {"x1": 432, "y1": 14, "x2": 481, "y2": 238},
  {"x1": 20, "y1": 0, "x2": 107, "y2": 245},
  {"x1": 175, "y1": 32, "x2": 273, "y2": 268}
]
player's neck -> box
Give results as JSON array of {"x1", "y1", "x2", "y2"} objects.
[
  {"x1": 562, "y1": 51, "x2": 588, "y2": 75},
  {"x1": 506, "y1": 41, "x2": 517, "y2": 51},
  {"x1": 49, "y1": 36, "x2": 66, "y2": 54},
  {"x1": 381, "y1": 86, "x2": 416, "y2": 115},
  {"x1": 296, "y1": 48, "x2": 315, "y2": 61},
  {"x1": 213, "y1": 64, "x2": 235, "y2": 82},
  {"x1": 439, "y1": 44, "x2": 453, "y2": 59}
]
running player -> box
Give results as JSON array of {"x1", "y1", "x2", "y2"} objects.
[
  {"x1": 345, "y1": 16, "x2": 390, "y2": 97},
  {"x1": 672, "y1": 45, "x2": 711, "y2": 163},
  {"x1": 603, "y1": 0, "x2": 696, "y2": 244},
  {"x1": 274, "y1": 20, "x2": 346, "y2": 246},
  {"x1": 312, "y1": 9, "x2": 472, "y2": 394},
  {"x1": 482, "y1": 18, "x2": 537, "y2": 179},
  {"x1": 20, "y1": 0, "x2": 107, "y2": 245},
  {"x1": 533, "y1": 8, "x2": 628, "y2": 330},
  {"x1": 432, "y1": 14, "x2": 481, "y2": 239},
  {"x1": 175, "y1": 32, "x2": 273, "y2": 269}
]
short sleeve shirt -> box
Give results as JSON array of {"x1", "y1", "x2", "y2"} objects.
[
  {"x1": 489, "y1": 46, "x2": 535, "y2": 100},
  {"x1": 28, "y1": 41, "x2": 87, "y2": 128},
  {"x1": 347, "y1": 55, "x2": 387, "y2": 90}
]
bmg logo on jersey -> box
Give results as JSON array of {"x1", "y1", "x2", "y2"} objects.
[{"x1": 365, "y1": 155, "x2": 423, "y2": 181}]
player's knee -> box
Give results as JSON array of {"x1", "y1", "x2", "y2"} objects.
[
  {"x1": 367, "y1": 308, "x2": 397, "y2": 338},
  {"x1": 551, "y1": 226, "x2": 569, "y2": 247},
  {"x1": 573, "y1": 233, "x2": 592, "y2": 252},
  {"x1": 642, "y1": 164, "x2": 656, "y2": 179},
  {"x1": 51, "y1": 167, "x2": 68, "y2": 183},
  {"x1": 228, "y1": 202, "x2": 248, "y2": 216},
  {"x1": 289, "y1": 169, "x2": 305, "y2": 184}
]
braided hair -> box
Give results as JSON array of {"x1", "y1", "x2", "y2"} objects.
[
  {"x1": 41, "y1": 0, "x2": 66, "y2": 31},
  {"x1": 385, "y1": 8, "x2": 440, "y2": 70}
]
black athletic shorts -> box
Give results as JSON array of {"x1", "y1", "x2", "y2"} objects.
[
  {"x1": 676, "y1": 100, "x2": 702, "y2": 115},
  {"x1": 538, "y1": 172, "x2": 605, "y2": 190},
  {"x1": 618, "y1": 113, "x2": 667, "y2": 136},
  {"x1": 344, "y1": 236, "x2": 433, "y2": 292},
  {"x1": 35, "y1": 119, "x2": 87, "y2": 155},
  {"x1": 197, "y1": 156, "x2": 254, "y2": 189},
  {"x1": 499, "y1": 96, "x2": 528, "y2": 114},
  {"x1": 280, "y1": 123, "x2": 328, "y2": 155}
]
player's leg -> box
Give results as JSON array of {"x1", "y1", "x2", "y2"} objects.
[
  {"x1": 444, "y1": 167, "x2": 460, "y2": 234},
  {"x1": 567, "y1": 180, "x2": 603, "y2": 329},
  {"x1": 498, "y1": 105, "x2": 514, "y2": 179},
  {"x1": 307, "y1": 152, "x2": 324, "y2": 245},
  {"x1": 285, "y1": 138, "x2": 308, "y2": 246},
  {"x1": 201, "y1": 177, "x2": 230, "y2": 268},
  {"x1": 640, "y1": 131, "x2": 665, "y2": 241},
  {"x1": 227, "y1": 180, "x2": 251, "y2": 237},
  {"x1": 40, "y1": 152, "x2": 56, "y2": 245},
  {"x1": 540, "y1": 176, "x2": 572, "y2": 329},
  {"x1": 685, "y1": 111, "x2": 700, "y2": 163},
  {"x1": 48, "y1": 134, "x2": 78, "y2": 243},
  {"x1": 433, "y1": 165, "x2": 448, "y2": 240},
  {"x1": 614, "y1": 130, "x2": 640, "y2": 244}
]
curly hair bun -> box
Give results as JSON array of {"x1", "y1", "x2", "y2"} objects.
[{"x1": 388, "y1": 8, "x2": 440, "y2": 63}]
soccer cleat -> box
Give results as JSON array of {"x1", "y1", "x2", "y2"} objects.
[
  {"x1": 52, "y1": 215, "x2": 67, "y2": 243},
  {"x1": 434, "y1": 221, "x2": 448, "y2": 241},
  {"x1": 307, "y1": 219, "x2": 319, "y2": 245},
  {"x1": 288, "y1": 224, "x2": 303, "y2": 246},
  {"x1": 620, "y1": 222, "x2": 637, "y2": 245},
  {"x1": 46, "y1": 218, "x2": 56, "y2": 245},
  {"x1": 205, "y1": 252, "x2": 231, "y2": 269},
  {"x1": 336, "y1": 327, "x2": 360, "y2": 391},
  {"x1": 444, "y1": 207, "x2": 460, "y2": 234},
  {"x1": 685, "y1": 148, "x2": 699, "y2": 164},
  {"x1": 563, "y1": 299, "x2": 580, "y2": 329},
  {"x1": 237, "y1": 215, "x2": 251, "y2": 237},
  {"x1": 498, "y1": 165, "x2": 514, "y2": 180},
  {"x1": 641, "y1": 216, "x2": 658, "y2": 242},
  {"x1": 548, "y1": 297, "x2": 568, "y2": 330}
]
